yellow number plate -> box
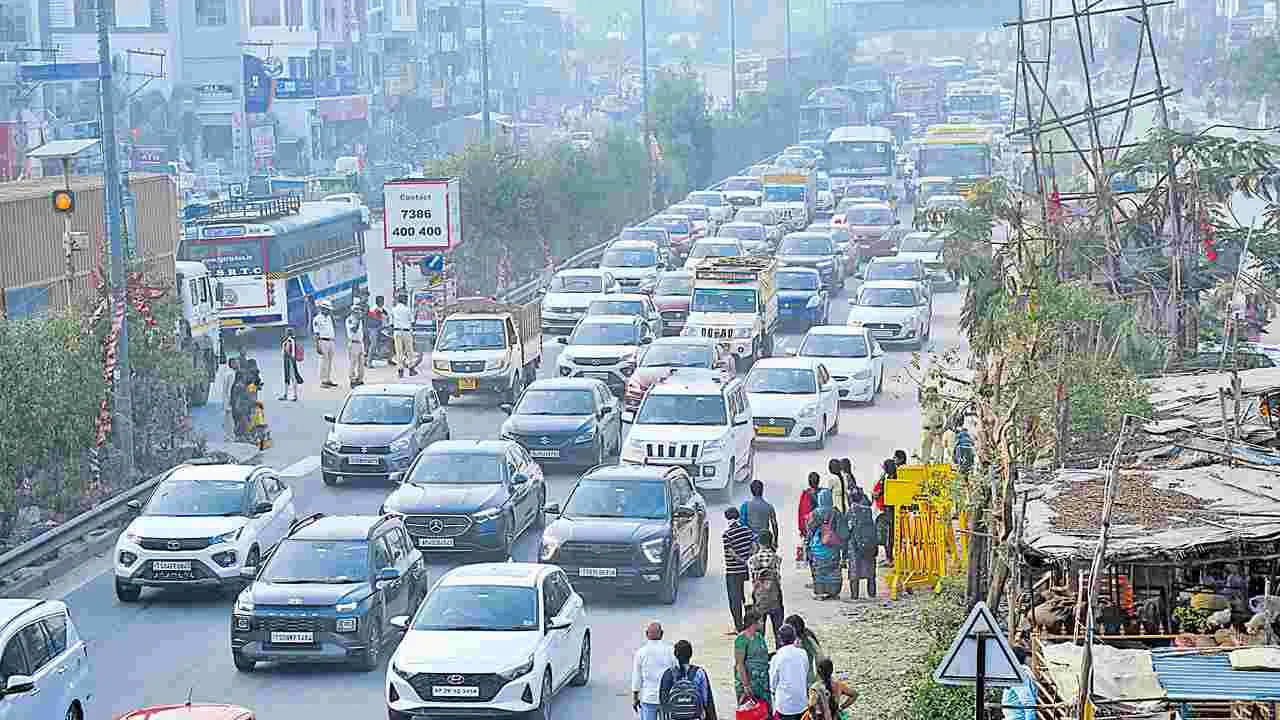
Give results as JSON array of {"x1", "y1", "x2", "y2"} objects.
[
  {"x1": 756, "y1": 426, "x2": 786, "y2": 436},
  {"x1": 458, "y1": 378, "x2": 478, "y2": 391}
]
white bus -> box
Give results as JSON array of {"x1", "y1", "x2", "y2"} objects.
[
  {"x1": 825, "y1": 126, "x2": 896, "y2": 191},
  {"x1": 179, "y1": 195, "x2": 366, "y2": 330}
]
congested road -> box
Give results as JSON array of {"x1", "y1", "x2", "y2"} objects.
[{"x1": 50, "y1": 204, "x2": 965, "y2": 718}]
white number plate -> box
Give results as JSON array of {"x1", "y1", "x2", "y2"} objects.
[
  {"x1": 579, "y1": 567, "x2": 617, "y2": 578},
  {"x1": 872, "y1": 330, "x2": 894, "y2": 337},
  {"x1": 418, "y1": 537, "x2": 455, "y2": 548},
  {"x1": 432, "y1": 686, "x2": 480, "y2": 698},
  {"x1": 152, "y1": 561, "x2": 192, "y2": 571},
  {"x1": 349, "y1": 455, "x2": 381, "y2": 466},
  {"x1": 270, "y1": 632, "x2": 314, "y2": 644},
  {"x1": 584, "y1": 372, "x2": 612, "y2": 380},
  {"x1": 530, "y1": 449, "x2": 560, "y2": 459}
]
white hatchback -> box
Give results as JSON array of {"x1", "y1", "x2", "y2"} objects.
[
  {"x1": 745, "y1": 357, "x2": 841, "y2": 449},
  {"x1": 792, "y1": 325, "x2": 885, "y2": 403},
  {"x1": 387, "y1": 563, "x2": 590, "y2": 720}
]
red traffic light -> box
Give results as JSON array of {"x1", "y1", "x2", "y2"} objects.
[{"x1": 51, "y1": 189, "x2": 75, "y2": 214}]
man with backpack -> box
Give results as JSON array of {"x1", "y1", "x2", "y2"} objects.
[
  {"x1": 950, "y1": 420, "x2": 975, "y2": 474},
  {"x1": 739, "y1": 480, "x2": 779, "y2": 545},
  {"x1": 659, "y1": 639, "x2": 716, "y2": 720}
]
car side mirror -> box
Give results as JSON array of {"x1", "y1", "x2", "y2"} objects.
[
  {"x1": 599, "y1": 406, "x2": 612, "y2": 418},
  {"x1": 848, "y1": 297, "x2": 859, "y2": 306},
  {"x1": 557, "y1": 336, "x2": 568, "y2": 345},
  {"x1": 784, "y1": 347, "x2": 798, "y2": 356},
  {"x1": 543, "y1": 502, "x2": 561, "y2": 515},
  {"x1": 126, "y1": 498, "x2": 143, "y2": 514},
  {"x1": 500, "y1": 403, "x2": 514, "y2": 415},
  {"x1": 512, "y1": 472, "x2": 530, "y2": 485},
  {"x1": 537, "y1": 288, "x2": 547, "y2": 296},
  {"x1": 252, "y1": 501, "x2": 274, "y2": 516},
  {"x1": 240, "y1": 565, "x2": 258, "y2": 581},
  {"x1": 419, "y1": 413, "x2": 433, "y2": 424},
  {"x1": 640, "y1": 335, "x2": 653, "y2": 345},
  {"x1": 3, "y1": 675, "x2": 34, "y2": 696},
  {"x1": 390, "y1": 615, "x2": 411, "y2": 633},
  {"x1": 854, "y1": 269, "x2": 865, "y2": 279},
  {"x1": 323, "y1": 413, "x2": 336, "y2": 424},
  {"x1": 673, "y1": 504, "x2": 696, "y2": 519},
  {"x1": 733, "y1": 415, "x2": 751, "y2": 427},
  {"x1": 377, "y1": 567, "x2": 402, "y2": 586}
]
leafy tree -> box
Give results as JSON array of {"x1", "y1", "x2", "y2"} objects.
[
  {"x1": 1230, "y1": 36, "x2": 1280, "y2": 106},
  {"x1": 652, "y1": 65, "x2": 714, "y2": 197}
]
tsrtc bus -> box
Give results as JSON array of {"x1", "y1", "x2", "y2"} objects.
[
  {"x1": 825, "y1": 126, "x2": 896, "y2": 191},
  {"x1": 178, "y1": 195, "x2": 366, "y2": 330}
]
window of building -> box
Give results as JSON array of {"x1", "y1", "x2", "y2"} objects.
[
  {"x1": 250, "y1": 0, "x2": 282, "y2": 26},
  {"x1": 74, "y1": 0, "x2": 100, "y2": 28},
  {"x1": 0, "y1": 3, "x2": 29, "y2": 42},
  {"x1": 285, "y1": 0, "x2": 303, "y2": 26},
  {"x1": 195, "y1": 0, "x2": 228, "y2": 25},
  {"x1": 288, "y1": 57, "x2": 308, "y2": 79}
]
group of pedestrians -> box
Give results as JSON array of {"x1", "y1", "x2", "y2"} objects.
[{"x1": 221, "y1": 355, "x2": 272, "y2": 450}]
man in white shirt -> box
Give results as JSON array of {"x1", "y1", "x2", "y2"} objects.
[
  {"x1": 631, "y1": 621, "x2": 675, "y2": 720},
  {"x1": 312, "y1": 300, "x2": 337, "y2": 388},
  {"x1": 389, "y1": 293, "x2": 417, "y2": 378},
  {"x1": 769, "y1": 624, "x2": 810, "y2": 720}
]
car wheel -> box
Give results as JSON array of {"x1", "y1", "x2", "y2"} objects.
[
  {"x1": 658, "y1": 553, "x2": 679, "y2": 605},
  {"x1": 533, "y1": 669, "x2": 555, "y2": 720},
  {"x1": 65, "y1": 702, "x2": 82, "y2": 720},
  {"x1": 357, "y1": 617, "x2": 382, "y2": 671},
  {"x1": 570, "y1": 633, "x2": 591, "y2": 686},
  {"x1": 814, "y1": 419, "x2": 826, "y2": 450},
  {"x1": 322, "y1": 472, "x2": 338, "y2": 486},
  {"x1": 232, "y1": 650, "x2": 256, "y2": 672},
  {"x1": 115, "y1": 580, "x2": 141, "y2": 603},
  {"x1": 689, "y1": 528, "x2": 709, "y2": 578}
]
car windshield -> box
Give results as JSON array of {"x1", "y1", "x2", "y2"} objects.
[
  {"x1": 674, "y1": 206, "x2": 709, "y2": 220},
  {"x1": 899, "y1": 235, "x2": 945, "y2": 253},
  {"x1": 641, "y1": 345, "x2": 713, "y2": 368},
  {"x1": 437, "y1": 318, "x2": 506, "y2": 351},
  {"x1": 653, "y1": 217, "x2": 691, "y2": 234},
  {"x1": 144, "y1": 479, "x2": 245, "y2": 517},
  {"x1": 602, "y1": 249, "x2": 658, "y2": 268},
  {"x1": 866, "y1": 262, "x2": 921, "y2": 281},
  {"x1": 691, "y1": 288, "x2": 756, "y2": 313},
  {"x1": 548, "y1": 275, "x2": 604, "y2": 293},
  {"x1": 406, "y1": 453, "x2": 503, "y2": 484},
  {"x1": 690, "y1": 242, "x2": 740, "y2": 258},
  {"x1": 588, "y1": 300, "x2": 644, "y2": 316},
  {"x1": 722, "y1": 178, "x2": 761, "y2": 192},
  {"x1": 413, "y1": 585, "x2": 539, "y2": 632},
  {"x1": 516, "y1": 389, "x2": 595, "y2": 415},
  {"x1": 563, "y1": 479, "x2": 669, "y2": 520},
  {"x1": 846, "y1": 207, "x2": 895, "y2": 225},
  {"x1": 858, "y1": 287, "x2": 917, "y2": 307},
  {"x1": 655, "y1": 276, "x2": 693, "y2": 295},
  {"x1": 261, "y1": 540, "x2": 368, "y2": 584},
  {"x1": 621, "y1": 228, "x2": 667, "y2": 244},
  {"x1": 777, "y1": 271, "x2": 820, "y2": 290},
  {"x1": 338, "y1": 394, "x2": 415, "y2": 424},
  {"x1": 636, "y1": 394, "x2": 728, "y2": 425},
  {"x1": 747, "y1": 367, "x2": 818, "y2": 394},
  {"x1": 718, "y1": 225, "x2": 764, "y2": 241},
  {"x1": 736, "y1": 210, "x2": 772, "y2": 224},
  {"x1": 764, "y1": 185, "x2": 806, "y2": 202},
  {"x1": 688, "y1": 193, "x2": 723, "y2": 206},
  {"x1": 800, "y1": 334, "x2": 869, "y2": 358},
  {"x1": 780, "y1": 237, "x2": 833, "y2": 255},
  {"x1": 570, "y1": 322, "x2": 640, "y2": 346},
  {"x1": 816, "y1": 178, "x2": 830, "y2": 191},
  {"x1": 850, "y1": 186, "x2": 889, "y2": 201}
]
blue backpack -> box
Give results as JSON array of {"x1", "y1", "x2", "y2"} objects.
[{"x1": 954, "y1": 429, "x2": 975, "y2": 472}]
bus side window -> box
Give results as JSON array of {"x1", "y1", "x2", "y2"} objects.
[
  {"x1": 199, "y1": 277, "x2": 211, "y2": 305},
  {"x1": 189, "y1": 279, "x2": 199, "y2": 306}
]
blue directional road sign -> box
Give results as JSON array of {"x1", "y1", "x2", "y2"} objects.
[
  {"x1": 420, "y1": 254, "x2": 445, "y2": 274},
  {"x1": 19, "y1": 63, "x2": 103, "y2": 82}
]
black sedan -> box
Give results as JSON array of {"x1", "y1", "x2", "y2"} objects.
[
  {"x1": 500, "y1": 378, "x2": 623, "y2": 469},
  {"x1": 380, "y1": 440, "x2": 546, "y2": 560}
]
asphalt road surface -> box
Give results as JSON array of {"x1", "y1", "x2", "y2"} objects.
[{"x1": 49, "y1": 203, "x2": 963, "y2": 718}]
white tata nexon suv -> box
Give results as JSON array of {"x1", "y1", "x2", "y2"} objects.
[{"x1": 620, "y1": 376, "x2": 754, "y2": 491}]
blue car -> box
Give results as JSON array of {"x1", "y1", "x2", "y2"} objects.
[
  {"x1": 500, "y1": 378, "x2": 624, "y2": 469},
  {"x1": 776, "y1": 267, "x2": 829, "y2": 329}
]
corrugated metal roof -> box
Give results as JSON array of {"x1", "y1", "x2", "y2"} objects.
[
  {"x1": 1152, "y1": 649, "x2": 1280, "y2": 701},
  {"x1": 0, "y1": 172, "x2": 171, "y2": 204}
]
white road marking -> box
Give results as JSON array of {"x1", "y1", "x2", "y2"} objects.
[{"x1": 280, "y1": 454, "x2": 321, "y2": 477}]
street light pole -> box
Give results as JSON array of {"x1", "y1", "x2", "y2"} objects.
[
  {"x1": 784, "y1": 0, "x2": 793, "y2": 141},
  {"x1": 96, "y1": 0, "x2": 135, "y2": 480},
  {"x1": 729, "y1": 0, "x2": 736, "y2": 114},
  {"x1": 641, "y1": 0, "x2": 652, "y2": 212},
  {"x1": 481, "y1": 0, "x2": 491, "y2": 141}
]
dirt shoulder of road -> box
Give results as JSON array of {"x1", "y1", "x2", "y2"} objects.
[{"x1": 695, "y1": 563, "x2": 931, "y2": 720}]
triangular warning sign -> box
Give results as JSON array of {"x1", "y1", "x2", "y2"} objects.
[{"x1": 933, "y1": 601, "x2": 1028, "y2": 688}]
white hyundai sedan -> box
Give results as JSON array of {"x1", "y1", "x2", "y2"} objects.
[
  {"x1": 792, "y1": 325, "x2": 885, "y2": 404},
  {"x1": 386, "y1": 562, "x2": 590, "y2": 720},
  {"x1": 745, "y1": 357, "x2": 841, "y2": 449}
]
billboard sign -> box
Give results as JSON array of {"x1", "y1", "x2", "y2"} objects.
[
  {"x1": 19, "y1": 63, "x2": 101, "y2": 82},
  {"x1": 832, "y1": 0, "x2": 1013, "y2": 32},
  {"x1": 383, "y1": 178, "x2": 462, "y2": 251}
]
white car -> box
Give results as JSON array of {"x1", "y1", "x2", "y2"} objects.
[
  {"x1": 540, "y1": 268, "x2": 623, "y2": 334},
  {"x1": 733, "y1": 207, "x2": 785, "y2": 244},
  {"x1": 848, "y1": 280, "x2": 931, "y2": 350},
  {"x1": 683, "y1": 238, "x2": 745, "y2": 270},
  {"x1": 557, "y1": 314, "x2": 655, "y2": 396},
  {"x1": 744, "y1": 358, "x2": 840, "y2": 449},
  {"x1": 793, "y1": 325, "x2": 885, "y2": 403},
  {"x1": 386, "y1": 562, "x2": 590, "y2": 719},
  {"x1": 685, "y1": 190, "x2": 734, "y2": 225},
  {"x1": 113, "y1": 463, "x2": 297, "y2": 602},
  {"x1": 0, "y1": 599, "x2": 93, "y2": 720},
  {"x1": 599, "y1": 240, "x2": 663, "y2": 294},
  {"x1": 622, "y1": 377, "x2": 754, "y2": 491},
  {"x1": 322, "y1": 192, "x2": 372, "y2": 227}
]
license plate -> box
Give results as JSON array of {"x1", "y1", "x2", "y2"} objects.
[
  {"x1": 432, "y1": 686, "x2": 480, "y2": 698},
  {"x1": 530, "y1": 449, "x2": 560, "y2": 459},
  {"x1": 872, "y1": 330, "x2": 894, "y2": 337},
  {"x1": 579, "y1": 567, "x2": 617, "y2": 578},
  {"x1": 755, "y1": 426, "x2": 786, "y2": 436},
  {"x1": 153, "y1": 561, "x2": 192, "y2": 571},
  {"x1": 418, "y1": 537, "x2": 455, "y2": 548},
  {"x1": 270, "y1": 632, "x2": 314, "y2": 644},
  {"x1": 152, "y1": 571, "x2": 195, "y2": 581},
  {"x1": 458, "y1": 378, "x2": 478, "y2": 391},
  {"x1": 584, "y1": 372, "x2": 612, "y2": 380},
  {"x1": 348, "y1": 455, "x2": 380, "y2": 466}
]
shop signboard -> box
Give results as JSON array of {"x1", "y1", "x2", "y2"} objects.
[{"x1": 383, "y1": 178, "x2": 462, "y2": 251}]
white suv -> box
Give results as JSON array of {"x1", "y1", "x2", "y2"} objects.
[
  {"x1": 0, "y1": 599, "x2": 93, "y2": 720},
  {"x1": 114, "y1": 462, "x2": 297, "y2": 602},
  {"x1": 621, "y1": 377, "x2": 754, "y2": 491},
  {"x1": 386, "y1": 562, "x2": 590, "y2": 719},
  {"x1": 556, "y1": 314, "x2": 655, "y2": 396}
]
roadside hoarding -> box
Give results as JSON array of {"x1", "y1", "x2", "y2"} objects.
[{"x1": 382, "y1": 178, "x2": 462, "y2": 250}]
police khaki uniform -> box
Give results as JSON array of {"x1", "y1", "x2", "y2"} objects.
[
  {"x1": 346, "y1": 303, "x2": 366, "y2": 387},
  {"x1": 312, "y1": 300, "x2": 337, "y2": 387},
  {"x1": 919, "y1": 383, "x2": 947, "y2": 463}
]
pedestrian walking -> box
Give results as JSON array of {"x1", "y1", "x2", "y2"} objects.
[
  {"x1": 346, "y1": 300, "x2": 367, "y2": 387},
  {"x1": 768, "y1": 624, "x2": 810, "y2": 720},
  {"x1": 838, "y1": 458, "x2": 856, "y2": 500},
  {"x1": 807, "y1": 657, "x2": 858, "y2": 720},
  {"x1": 722, "y1": 507, "x2": 755, "y2": 634},
  {"x1": 805, "y1": 488, "x2": 846, "y2": 600},
  {"x1": 733, "y1": 609, "x2": 771, "y2": 709},
  {"x1": 659, "y1": 639, "x2": 716, "y2": 720},
  {"x1": 797, "y1": 473, "x2": 821, "y2": 542},
  {"x1": 748, "y1": 529, "x2": 785, "y2": 644},
  {"x1": 873, "y1": 459, "x2": 897, "y2": 565},
  {"x1": 846, "y1": 481, "x2": 879, "y2": 600},
  {"x1": 784, "y1": 614, "x2": 823, "y2": 684},
  {"x1": 390, "y1": 293, "x2": 418, "y2": 378},
  {"x1": 279, "y1": 328, "x2": 303, "y2": 401},
  {"x1": 632, "y1": 621, "x2": 675, "y2": 720},
  {"x1": 366, "y1": 296, "x2": 387, "y2": 366},
  {"x1": 824, "y1": 459, "x2": 848, "y2": 514},
  {"x1": 221, "y1": 357, "x2": 240, "y2": 440},
  {"x1": 312, "y1": 300, "x2": 337, "y2": 388},
  {"x1": 739, "y1": 480, "x2": 779, "y2": 543}
]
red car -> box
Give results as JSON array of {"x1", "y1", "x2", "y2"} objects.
[
  {"x1": 622, "y1": 336, "x2": 735, "y2": 421},
  {"x1": 649, "y1": 214, "x2": 696, "y2": 260},
  {"x1": 117, "y1": 703, "x2": 255, "y2": 720},
  {"x1": 652, "y1": 270, "x2": 694, "y2": 337}
]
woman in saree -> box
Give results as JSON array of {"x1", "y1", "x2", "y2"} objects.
[{"x1": 806, "y1": 488, "x2": 846, "y2": 600}]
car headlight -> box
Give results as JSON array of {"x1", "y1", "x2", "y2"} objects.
[
  {"x1": 323, "y1": 435, "x2": 341, "y2": 452},
  {"x1": 391, "y1": 661, "x2": 416, "y2": 681},
  {"x1": 641, "y1": 538, "x2": 667, "y2": 564},
  {"x1": 124, "y1": 528, "x2": 142, "y2": 545},
  {"x1": 680, "y1": 326, "x2": 697, "y2": 337},
  {"x1": 798, "y1": 403, "x2": 820, "y2": 418},
  {"x1": 484, "y1": 358, "x2": 508, "y2": 371},
  {"x1": 573, "y1": 427, "x2": 596, "y2": 444},
  {"x1": 432, "y1": 359, "x2": 450, "y2": 372},
  {"x1": 498, "y1": 654, "x2": 536, "y2": 682},
  {"x1": 235, "y1": 591, "x2": 254, "y2": 614},
  {"x1": 733, "y1": 327, "x2": 753, "y2": 338},
  {"x1": 559, "y1": 352, "x2": 575, "y2": 365},
  {"x1": 806, "y1": 295, "x2": 821, "y2": 308},
  {"x1": 390, "y1": 436, "x2": 413, "y2": 455},
  {"x1": 473, "y1": 507, "x2": 503, "y2": 523},
  {"x1": 210, "y1": 528, "x2": 242, "y2": 545},
  {"x1": 701, "y1": 438, "x2": 726, "y2": 455},
  {"x1": 335, "y1": 600, "x2": 359, "y2": 613},
  {"x1": 540, "y1": 533, "x2": 564, "y2": 560},
  {"x1": 853, "y1": 368, "x2": 871, "y2": 380}
]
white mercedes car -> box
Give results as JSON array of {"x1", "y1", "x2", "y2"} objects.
[
  {"x1": 792, "y1": 325, "x2": 885, "y2": 403},
  {"x1": 744, "y1": 357, "x2": 840, "y2": 449},
  {"x1": 386, "y1": 563, "x2": 590, "y2": 720}
]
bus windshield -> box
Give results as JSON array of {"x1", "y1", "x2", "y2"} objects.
[
  {"x1": 180, "y1": 238, "x2": 266, "y2": 277},
  {"x1": 691, "y1": 288, "x2": 756, "y2": 313},
  {"x1": 722, "y1": 178, "x2": 762, "y2": 192},
  {"x1": 825, "y1": 141, "x2": 893, "y2": 177},
  {"x1": 918, "y1": 146, "x2": 991, "y2": 178}
]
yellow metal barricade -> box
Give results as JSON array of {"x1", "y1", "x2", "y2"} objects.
[{"x1": 884, "y1": 463, "x2": 967, "y2": 599}]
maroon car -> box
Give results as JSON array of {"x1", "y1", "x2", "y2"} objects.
[
  {"x1": 622, "y1": 336, "x2": 734, "y2": 420},
  {"x1": 652, "y1": 270, "x2": 694, "y2": 336},
  {"x1": 841, "y1": 202, "x2": 900, "y2": 263}
]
